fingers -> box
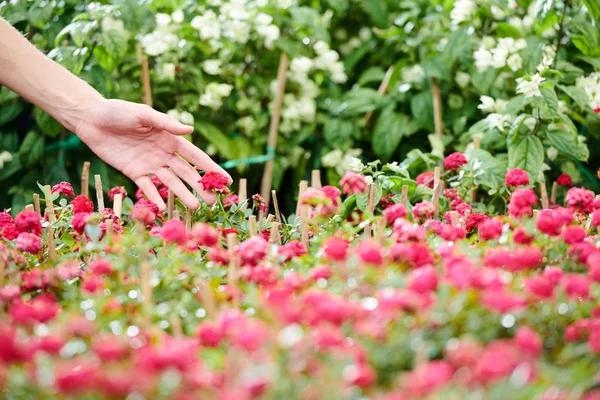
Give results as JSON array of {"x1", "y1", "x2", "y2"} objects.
[
  {"x1": 176, "y1": 137, "x2": 232, "y2": 184},
  {"x1": 155, "y1": 167, "x2": 201, "y2": 210},
  {"x1": 140, "y1": 106, "x2": 194, "y2": 136},
  {"x1": 168, "y1": 156, "x2": 217, "y2": 205},
  {"x1": 134, "y1": 176, "x2": 167, "y2": 213}
]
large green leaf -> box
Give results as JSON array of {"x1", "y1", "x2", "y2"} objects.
[
  {"x1": 470, "y1": 149, "x2": 507, "y2": 190},
  {"x1": 410, "y1": 91, "x2": 434, "y2": 131},
  {"x1": 360, "y1": 0, "x2": 388, "y2": 28},
  {"x1": 19, "y1": 131, "x2": 46, "y2": 168},
  {"x1": 356, "y1": 185, "x2": 382, "y2": 212},
  {"x1": 508, "y1": 135, "x2": 544, "y2": 181},
  {"x1": 34, "y1": 108, "x2": 62, "y2": 137},
  {"x1": 583, "y1": 0, "x2": 600, "y2": 21},
  {"x1": 442, "y1": 28, "x2": 471, "y2": 68},
  {"x1": 558, "y1": 85, "x2": 592, "y2": 112},
  {"x1": 341, "y1": 88, "x2": 382, "y2": 115},
  {"x1": 358, "y1": 67, "x2": 386, "y2": 86},
  {"x1": 372, "y1": 108, "x2": 409, "y2": 161},
  {"x1": 540, "y1": 83, "x2": 558, "y2": 113},
  {"x1": 0, "y1": 102, "x2": 24, "y2": 126},
  {"x1": 324, "y1": 118, "x2": 355, "y2": 149},
  {"x1": 547, "y1": 129, "x2": 589, "y2": 161},
  {"x1": 55, "y1": 20, "x2": 97, "y2": 47}
]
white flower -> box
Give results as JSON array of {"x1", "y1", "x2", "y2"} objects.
[
  {"x1": 455, "y1": 72, "x2": 470, "y2": 89},
  {"x1": 515, "y1": 39, "x2": 527, "y2": 51},
  {"x1": 478, "y1": 96, "x2": 496, "y2": 113},
  {"x1": 255, "y1": 12, "x2": 273, "y2": 25},
  {"x1": 496, "y1": 38, "x2": 515, "y2": 52},
  {"x1": 495, "y1": 99, "x2": 507, "y2": 114},
  {"x1": 474, "y1": 47, "x2": 493, "y2": 72},
  {"x1": 256, "y1": 0, "x2": 268, "y2": 6},
  {"x1": 179, "y1": 111, "x2": 194, "y2": 126},
  {"x1": 516, "y1": 73, "x2": 544, "y2": 98},
  {"x1": 220, "y1": 1, "x2": 249, "y2": 20},
  {"x1": 314, "y1": 49, "x2": 340, "y2": 70},
  {"x1": 487, "y1": 113, "x2": 505, "y2": 131},
  {"x1": 491, "y1": 47, "x2": 508, "y2": 69},
  {"x1": 0, "y1": 151, "x2": 13, "y2": 169},
  {"x1": 159, "y1": 63, "x2": 176, "y2": 81},
  {"x1": 256, "y1": 25, "x2": 280, "y2": 46},
  {"x1": 358, "y1": 27, "x2": 372, "y2": 41},
  {"x1": 296, "y1": 97, "x2": 316, "y2": 122},
  {"x1": 481, "y1": 36, "x2": 496, "y2": 49},
  {"x1": 200, "y1": 83, "x2": 234, "y2": 109},
  {"x1": 314, "y1": 41, "x2": 329, "y2": 55},
  {"x1": 291, "y1": 57, "x2": 313, "y2": 74},
  {"x1": 277, "y1": 0, "x2": 293, "y2": 8},
  {"x1": 329, "y1": 62, "x2": 347, "y2": 83},
  {"x1": 524, "y1": 116, "x2": 537, "y2": 131},
  {"x1": 576, "y1": 72, "x2": 600, "y2": 111},
  {"x1": 322, "y1": 149, "x2": 343, "y2": 167},
  {"x1": 101, "y1": 17, "x2": 128, "y2": 37},
  {"x1": 349, "y1": 157, "x2": 365, "y2": 172},
  {"x1": 508, "y1": 17, "x2": 524, "y2": 31},
  {"x1": 171, "y1": 10, "x2": 184, "y2": 24},
  {"x1": 167, "y1": 109, "x2": 181, "y2": 120},
  {"x1": 141, "y1": 31, "x2": 178, "y2": 56},
  {"x1": 156, "y1": 13, "x2": 171, "y2": 27},
  {"x1": 508, "y1": 0, "x2": 518, "y2": 9},
  {"x1": 450, "y1": 0, "x2": 477, "y2": 25},
  {"x1": 365, "y1": 176, "x2": 374, "y2": 185},
  {"x1": 301, "y1": 80, "x2": 320, "y2": 99},
  {"x1": 191, "y1": 11, "x2": 221, "y2": 40},
  {"x1": 507, "y1": 53, "x2": 522, "y2": 72},
  {"x1": 401, "y1": 65, "x2": 425, "y2": 83},
  {"x1": 228, "y1": 20, "x2": 250, "y2": 43},
  {"x1": 490, "y1": 5, "x2": 504, "y2": 20},
  {"x1": 203, "y1": 60, "x2": 222, "y2": 75},
  {"x1": 238, "y1": 116, "x2": 257, "y2": 132}
]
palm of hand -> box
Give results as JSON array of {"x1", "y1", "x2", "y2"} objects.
[{"x1": 75, "y1": 99, "x2": 230, "y2": 211}]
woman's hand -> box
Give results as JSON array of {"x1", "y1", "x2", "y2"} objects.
[{"x1": 75, "y1": 99, "x2": 231, "y2": 212}]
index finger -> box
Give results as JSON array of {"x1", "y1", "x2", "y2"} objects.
[{"x1": 176, "y1": 137, "x2": 232, "y2": 183}]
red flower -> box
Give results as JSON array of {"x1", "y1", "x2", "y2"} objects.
[
  {"x1": 51, "y1": 181, "x2": 75, "y2": 196},
  {"x1": 130, "y1": 206, "x2": 156, "y2": 226},
  {"x1": 383, "y1": 204, "x2": 407, "y2": 225},
  {"x1": 465, "y1": 213, "x2": 488, "y2": 232},
  {"x1": 208, "y1": 247, "x2": 230, "y2": 265},
  {"x1": 505, "y1": 168, "x2": 530, "y2": 187},
  {"x1": 416, "y1": 171, "x2": 435, "y2": 188},
  {"x1": 0, "y1": 211, "x2": 14, "y2": 230},
  {"x1": 190, "y1": 223, "x2": 219, "y2": 248},
  {"x1": 55, "y1": 361, "x2": 98, "y2": 395},
  {"x1": 10, "y1": 293, "x2": 60, "y2": 325},
  {"x1": 563, "y1": 273, "x2": 590, "y2": 298},
  {"x1": 525, "y1": 275, "x2": 554, "y2": 298},
  {"x1": 339, "y1": 172, "x2": 367, "y2": 194},
  {"x1": 199, "y1": 171, "x2": 230, "y2": 192},
  {"x1": 507, "y1": 188, "x2": 537, "y2": 218},
  {"x1": 14, "y1": 211, "x2": 42, "y2": 235},
  {"x1": 72, "y1": 212, "x2": 91, "y2": 235},
  {"x1": 412, "y1": 201, "x2": 435, "y2": 221},
  {"x1": 221, "y1": 227, "x2": 238, "y2": 237},
  {"x1": 161, "y1": 219, "x2": 187, "y2": 245},
  {"x1": 82, "y1": 275, "x2": 105, "y2": 294},
  {"x1": 107, "y1": 186, "x2": 127, "y2": 201},
  {"x1": 444, "y1": 152, "x2": 468, "y2": 171},
  {"x1": 1, "y1": 223, "x2": 19, "y2": 240},
  {"x1": 515, "y1": 326, "x2": 543, "y2": 357},
  {"x1": 565, "y1": 187, "x2": 594, "y2": 212},
  {"x1": 197, "y1": 322, "x2": 224, "y2": 347},
  {"x1": 390, "y1": 243, "x2": 434, "y2": 268},
  {"x1": 223, "y1": 194, "x2": 239, "y2": 207},
  {"x1": 407, "y1": 266, "x2": 438, "y2": 293},
  {"x1": 90, "y1": 259, "x2": 113, "y2": 275},
  {"x1": 278, "y1": 240, "x2": 308, "y2": 262},
  {"x1": 15, "y1": 232, "x2": 42, "y2": 254},
  {"x1": 252, "y1": 194, "x2": 267, "y2": 213},
  {"x1": 344, "y1": 363, "x2": 377, "y2": 388},
  {"x1": 513, "y1": 227, "x2": 533, "y2": 244},
  {"x1": 478, "y1": 218, "x2": 503, "y2": 240},
  {"x1": 238, "y1": 236, "x2": 269, "y2": 266},
  {"x1": 556, "y1": 173, "x2": 572, "y2": 187},
  {"x1": 70, "y1": 195, "x2": 94, "y2": 214},
  {"x1": 355, "y1": 240, "x2": 384, "y2": 266},
  {"x1": 322, "y1": 237, "x2": 350, "y2": 261},
  {"x1": 322, "y1": 186, "x2": 341, "y2": 206},
  {"x1": 562, "y1": 226, "x2": 587, "y2": 244},
  {"x1": 401, "y1": 361, "x2": 453, "y2": 397}
]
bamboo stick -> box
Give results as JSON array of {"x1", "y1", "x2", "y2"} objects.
[
  {"x1": 540, "y1": 182, "x2": 549, "y2": 209},
  {"x1": 266, "y1": 214, "x2": 275, "y2": 224},
  {"x1": 140, "y1": 262, "x2": 152, "y2": 307},
  {"x1": 364, "y1": 183, "x2": 377, "y2": 236},
  {"x1": 431, "y1": 167, "x2": 442, "y2": 216},
  {"x1": 0, "y1": 253, "x2": 5, "y2": 286},
  {"x1": 81, "y1": 161, "x2": 90, "y2": 198},
  {"x1": 450, "y1": 211, "x2": 460, "y2": 227},
  {"x1": 167, "y1": 189, "x2": 174, "y2": 219},
  {"x1": 364, "y1": 66, "x2": 394, "y2": 122},
  {"x1": 300, "y1": 204, "x2": 309, "y2": 249},
  {"x1": 551, "y1": 181, "x2": 558, "y2": 205},
  {"x1": 94, "y1": 175, "x2": 104, "y2": 212},
  {"x1": 105, "y1": 218, "x2": 113, "y2": 241},
  {"x1": 311, "y1": 169, "x2": 322, "y2": 189},
  {"x1": 473, "y1": 136, "x2": 480, "y2": 149},
  {"x1": 296, "y1": 180, "x2": 308, "y2": 216},
  {"x1": 46, "y1": 208, "x2": 56, "y2": 262},
  {"x1": 401, "y1": 185, "x2": 409, "y2": 207},
  {"x1": 260, "y1": 53, "x2": 289, "y2": 210},
  {"x1": 172, "y1": 210, "x2": 180, "y2": 220},
  {"x1": 113, "y1": 194, "x2": 123, "y2": 220},
  {"x1": 195, "y1": 279, "x2": 217, "y2": 317},
  {"x1": 43, "y1": 185, "x2": 54, "y2": 217},
  {"x1": 137, "y1": 44, "x2": 153, "y2": 107},
  {"x1": 248, "y1": 215, "x2": 257, "y2": 237},
  {"x1": 33, "y1": 194, "x2": 41, "y2": 217},
  {"x1": 226, "y1": 233, "x2": 239, "y2": 307},
  {"x1": 271, "y1": 190, "x2": 282, "y2": 223},
  {"x1": 25, "y1": 205, "x2": 34, "y2": 212},
  {"x1": 170, "y1": 316, "x2": 183, "y2": 337},
  {"x1": 238, "y1": 178, "x2": 248, "y2": 211},
  {"x1": 185, "y1": 208, "x2": 192, "y2": 231},
  {"x1": 269, "y1": 222, "x2": 280, "y2": 244},
  {"x1": 432, "y1": 77, "x2": 443, "y2": 138}
]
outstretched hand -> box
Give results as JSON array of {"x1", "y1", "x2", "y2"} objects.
[{"x1": 74, "y1": 99, "x2": 231, "y2": 212}]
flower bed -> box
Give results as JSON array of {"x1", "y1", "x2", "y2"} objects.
[{"x1": 1, "y1": 157, "x2": 600, "y2": 399}]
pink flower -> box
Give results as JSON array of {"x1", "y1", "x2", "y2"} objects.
[
  {"x1": 70, "y1": 195, "x2": 94, "y2": 214},
  {"x1": 562, "y1": 226, "x2": 587, "y2": 244},
  {"x1": 543, "y1": 266, "x2": 564, "y2": 285},
  {"x1": 565, "y1": 187, "x2": 594, "y2": 212},
  {"x1": 278, "y1": 240, "x2": 308, "y2": 262},
  {"x1": 525, "y1": 275, "x2": 554, "y2": 298},
  {"x1": 15, "y1": 232, "x2": 42, "y2": 254},
  {"x1": 107, "y1": 186, "x2": 127, "y2": 201},
  {"x1": 481, "y1": 289, "x2": 527, "y2": 313},
  {"x1": 515, "y1": 326, "x2": 543, "y2": 357},
  {"x1": 465, "y1": 213, "x2": 488, "y2": 232},
  {"x1": 309, "y1": 264, "x2": 332, "y2": 280},
  {"x1": 401, "y1": 361, "x2": 453, "y2": 397},
  {"x1": 478, "y1": 340, "x2": 529, "y2": 384},
  {"x1": 563, "y1": 273, "x2": 590, "y2": 298},
  {"x1": 90, "y1": 259, "x2": 113, "y2": 275},
  {"x1": 505, "y1": 168, "x2": 530, "y2": 187},
  {"x1": 190, "y1": 223, "x2": 219, "y2": 248},
  {"x1": 51, "y1": 181, "x2": 75, "y2": 196},
  {"x1": 0, "y1": 211, "x2": 14, "y2": 230},
  {"x1": 339, "y1": 172, "x2": 367, "y2": 194},
  {"x1": 322, "y1": 186, "x2": 341, "y2": 206},
  {"x1": 82, "y1": 275, "x2": 104, "y2": 294},
  {"x1": 508, "y1": 188, "x2": 537, "y2": 218},
  {"x1": 412, "y1": 201, "x2": 435, "y2": 221},
  {"x1": 443, "y1": 188, "x2": 459, "y2": 201},
  {"x1": 390, "y1": 243, "x2": 434, "y2": 268},
  {"x1": 1, "y1": 223, "x2": 19, "y2": 240},
  {"x1": 199, "y1": 171, "x2": 230, "y2": 192},
  {"x1": 300, "y1": 188, "x2": 330, "y2": 206},
  {"x1": 55, "y1": 361, "x2": 98, "y2": 395},
  {"x1": 161, "y1": 219, "x2": 187, "y2": 245},
  {"x1": 416, "y1": 171, "x2": 434, "y2": 188},
  {"x1": 344, "y1": 363, "x2": 377, "y2": 388},
  {"x1": 556, "y1": 173, "x2": 572, "y2": 187},
  {"x1": 208, "y1": 247, "x2": 229, "y2": 265},
  {"x1": 130, "y1": 206, "x2": 156, "y2": 226},
  {"x1": 10, "y1": 293, "x2": 60, "y2": 325},
  {"x1": 134, "y1": 198, "x2": 160, "y2": 216},
  {"x1": 56, "y1": 261, "x2": 83, "y2": 280},
  {"x1": 0, "y1": 326, "x2": 30, "y2": 364},
  {"x1": 589, "y1": 330, "x2": 600, "y2": 354},
  {"x1": 322, "y1": 237, "x2": 350, "y2": 261},
  {"x1": 444, "y1": 152, "x2": 468, "y2": 171},
  {"x1": 72, "y1": 212, "x2": 91, "y2": 235},
  {"x1": 406, "y1": 266, "x2": 438, "y2": 293},
  {"x1": 238, "y1": 236, "x2": 269, "y2": 266},
  {"x1": 252, "y1": 194, "x2": 267, "y2": 213},
  {"x1": 20, "y1": 268, "x2": 50, "y2": 290},
  {"x1": 355, "y1": 240, "x2": 384, "y2": 266},
  {"x1": 223, "y1": 194, "x2": 239, "y2": 207},
  {"x1": 383, "y1": 204, "x2": 407, "y2": 225},
  {"x1": 14, "y1": 211, "x2": 42, "y2": 235},
  {"x1": 592, "y1": 210, "x2": 600, "y2": 228},
  {"x1": 197, "y1": 322, "x2": 224, "y2": 347},
  {"x1": 479, "y1": 218, "x2": 503, "y2": 241},
  {"x1": 33, "y1": 334, "x2": 65, "y2": 355},
  {"x1": 537, "y1": 209, "x2": 570, "y2": 236},
  {"x1": 92, "y1": 335, "x2": 128, "y2": 361}
]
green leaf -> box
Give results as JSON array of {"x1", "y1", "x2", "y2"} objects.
[
  {"x1": 356, "y1": 185, "x2": 382, "y2": 212},
  {"x1": 495, "y1": 23, "x2": 522, "y2": 38},
  {"x1": 19, "y1": 131, "x2": 46, "y2": 168},
  {"x1": 325, "y1": 0, "x2": 348, "y2": 12},
  {"x1": 0, "y1": 157, "x2": 22, "y2": 181},
  {"x1": 470, "y1": 68, "x2": 497, "y2": 94},
  {"x1": 547, "y1": 129, "x2": 588, "y2": 161},
  {"x1": 534, "y1": 0, "x2": 555, "y2": 17},
  {"x1": 410, "y1": 91, "x2": 434, "y2": 131},
  {"x1": 577, "y1": 56, "x2": 600, "y2": 68},
  {"x1": 358, "y1": 67, "x2": 386, "y2": 86},
  {"x1": 508, "y1": 135, "x2": 544, "y2": 182},
  {"x1": 360, "y1": 0, "x2": 388, "y2": 28},
  {"x1": 55, "y1": 20, "x2": 97, "y2": 47},
  {"x1": 0, "y1": 87, "x2": 19, "y2": 104},
  {"x1": 470, "y1": 149, "x2": 507, "y2": 190},
  {"x1": 540, "y1": 83, "x2": 558, "y2": 113},
  {"x1": 0, "y1": 102, "x2": 24, "y2": 126},
  {"x1": 324, "y1": 118, "x2": 355, "y2": 149},
  {"x1": 372, "y1": 108, "x2": 409, "y2": 161},
  {"x1": 341, "y1": 88, "x2": 382, "y2": 115},
  {"x1": 34, "y1": 108, "x2": 62, "y2": 137},
  {"x1": 583, "y1": 0, "x2": 600, "y2": 21},
  {"x1": 505, "y1": 96, "x2": 529, "y2": 115},
  {"x1": 558, "y1": 85, "x2": 591, "y2": 112},
  {"x1": 274, "y1": 38, "x2": 304, "y2": 58},
  {"x1": 28, "y1": 0, "x2": 57, "y2": 29},
  {"x1": 343, "y1": 41, "x2": 373, "y2": 72}
]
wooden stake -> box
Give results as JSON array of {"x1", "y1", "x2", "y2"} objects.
[
  {"x1": 113, "y1": 194, "x2": 123, "y2": 220},
  {"x1": 431, "y1": 77, "x2": 443, "y2": 138},
  {"x1": 260, "y1": 53, "x2": 289, "y2": 209},
  {"x1": 46, "y1": 209, "x2": 56, "y2": 262},
  {"x1": 44, "y1": 185, "x2": 54, "y2": 214},
  {"x1": 266, "y1": 214, "x2": 275, "y2": 224},
  {"x1": 195, "y1": 279, "x2": 217, "y2": 317},
  {"x1": 373, "y1": 219, "x2": 385, "y2": 244},
  {"x1": 94, "y1": 175, "x2": 104, "y2": 212},
  {"x1": 170, "y1": 316, "x2": 183, "y2": 337},
  {"x1": 311, "y1": 169, "x2": 322, "y2": 189},
  {"x1": 271, "y1": 190, "x2": 282, "y2": 223},
  {"x1": 25, "y1": 204, "x2": 34, "y2": 212},
  {"x1": 540, "y1": 182, "x2": 549, "y2": 209},
  {"x1": 551, "y1": 182, "x2": 558, "y2": 205},
  {"x1": 248, "y1": 215, "x2": 257, "y2": 237},
  {"x1": 185, "y1": 208, "x2": 192, "y2": 231},
  {"x1": 140, "y1": 262, "x2": 152, "y2": 307},
  {"x1": 450, "y1": 211, "x2": 460, "y2": 227},
  {"x1": 137, "y1": 44, "x2": 153, "y2": 107},
  {"x1": 269, "y1": 222, "x2": 280, "y2": 244},
  {"x1": 238, "y1": 179, "x2": 248, "y2": 211},
  {"x1": 300, "y1": 204, "x2": 309, "y2": 248},
  {"x1": 0, "y1": 253, "x2": 5, "y2": 286},
  {"x1": 432, "y1": 167, "x2": 442, "y2": 216},
  {"x1": 105, "y1": 218, "x2": 113, "y2": 241},
  {"x1": 364, "y1": 183, "x2": 377, "y2": 236},
  {"x1": 33, "y1": 194, "x2": 41, "y2": 217},
  {"x1": 473, "y1": 136, "x2": 481, "y2": 150},
  {"x1": 364, "y1": 66, "x2": 394, "y2": 122},
  {"x1": 226, "y1": 233, "x2": 239, "y2": 307},
  {"x1": 401, "y1": 185, "x2": 409, "y2": 207},
  {"x1": 167, "y1": 189, "x2": 174, "y2": 219},
  {"x1": 173, "y1": 210, "x2": 180, "y2": 220},
  {"x1": 81, "y1": 161, "x2": 90, "y2": 198},
  {"x1": 296, "y1": 180, "x2": 308, "y2": 216}
]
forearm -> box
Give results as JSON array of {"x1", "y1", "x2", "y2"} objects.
[{"x1": 0, "y1": 17, "x2": 104, "y2": 132}]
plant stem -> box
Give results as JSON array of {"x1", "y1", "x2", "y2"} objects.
[{"x1": 554, "y1": 0, "x2": 570, "y2": 69}]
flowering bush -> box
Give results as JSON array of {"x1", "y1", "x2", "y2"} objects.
[
  {"x1": 1, "y1": 157, "x2": 600, "y2": 398},
  {"x1": 1, "y1": 0, "x2": 600, "y2": 212}
]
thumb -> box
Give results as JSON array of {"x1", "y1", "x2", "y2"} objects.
[{"x1": 140, "y1": 106, "x2": 194, "y2": 136}]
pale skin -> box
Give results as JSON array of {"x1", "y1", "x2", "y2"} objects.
[{"x1": 0, "y1": 18, "x2": 232, "y2": 212}]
